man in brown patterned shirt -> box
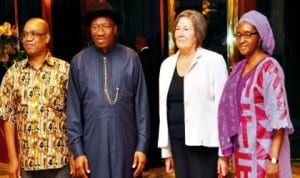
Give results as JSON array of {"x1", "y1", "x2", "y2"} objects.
[{"x1": 0, "y1": 18, "x2": 74, "y2": 178}]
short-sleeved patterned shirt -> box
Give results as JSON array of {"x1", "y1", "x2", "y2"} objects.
[{"x1": 0, "y1": 53, "x2": 70, "y2": 171}]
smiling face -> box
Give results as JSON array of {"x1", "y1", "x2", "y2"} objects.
[
  {"x1": 90, "y1": 17, "x2": 117, "y2": 53},
  {"x1": 174, "y1": 17, "x2": 196, "y2": 51},
  {"x1": 235, "y1": 21, "x2": 261, "y2": 57},
  {"x1": 22, "y1": 18, "x2": 50, "y2": 58}
]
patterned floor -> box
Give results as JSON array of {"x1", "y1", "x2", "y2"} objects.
[{"x1": 142, "y1": 167, "x2": 174, "y2": 178}]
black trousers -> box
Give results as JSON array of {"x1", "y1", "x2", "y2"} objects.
[
  {"x1": 170, "y1": 138, "x2": 218, "y2": 178},
  {"x1": 21, "y1": 165, "x2": 70, "y2": 178}
]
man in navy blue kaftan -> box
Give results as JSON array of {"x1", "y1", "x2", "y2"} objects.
[{"x1": 66, "y1": 2, "x2": 150, "y2": 178}]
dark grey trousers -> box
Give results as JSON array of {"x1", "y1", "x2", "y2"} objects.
[{"x1": 21, "y1": 165, "x2": 70, "y2": 178}]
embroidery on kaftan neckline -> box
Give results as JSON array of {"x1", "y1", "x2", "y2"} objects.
[{"x1": 103, "y1": 56, "x2": 119, "y2": 105}]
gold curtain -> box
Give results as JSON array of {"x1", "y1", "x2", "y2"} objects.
[{"x1": 227, "y1": 0, "x2": 238, "y2": 69}]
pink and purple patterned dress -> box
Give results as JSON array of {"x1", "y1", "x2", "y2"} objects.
[{"x1": 219, "y1": 57, "x2": 294, "y2": 178}]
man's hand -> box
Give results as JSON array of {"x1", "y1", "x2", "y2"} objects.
[
  {"x1": 69, "y1": 154, "x2": 76, "y2": 177},
  {"x1": 132, "y1": 151, "x2": 146, "y2": 177},
  {"x1": 7, "y1": 157, "x2": 20, "y2": 178},
  {"x1": 73, "y1": 155, "x2": 90, "y2": 178}
]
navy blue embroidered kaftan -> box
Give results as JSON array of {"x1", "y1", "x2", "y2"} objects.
[{"x1": 67, "y1": 44, "x2": 150, "y2": 178}]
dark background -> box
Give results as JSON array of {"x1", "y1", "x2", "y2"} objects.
[{"x1": 1, "y1": 0, "x2": 299, "y2": 160}]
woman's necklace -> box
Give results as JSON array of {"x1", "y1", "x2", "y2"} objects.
[{"x1": 103, "y1": 56, "x2": 119, "y2": 105}]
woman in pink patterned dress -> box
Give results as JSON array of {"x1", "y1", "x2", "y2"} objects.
[{"x1": 218, "y1": 10, "x2": 294, "y2": 178}]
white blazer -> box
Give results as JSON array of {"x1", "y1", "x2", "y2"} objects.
[{"x1": 158, "y1": 47, "x2": 228, "y2": 158}]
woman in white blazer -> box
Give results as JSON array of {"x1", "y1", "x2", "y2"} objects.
[{"x1": 157, "y1": 9, "x2": 229, "y2": 178}]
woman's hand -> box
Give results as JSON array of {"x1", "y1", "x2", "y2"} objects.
[
  {"x1": 164, "y1": 157, "x2": 174, "y2": 173},
  {"x1": 218, "y1": 156, "x2": 230, "y2": 178},
  {"x1": 265, "y1": 162, "x2": 279, "y2": 178}
]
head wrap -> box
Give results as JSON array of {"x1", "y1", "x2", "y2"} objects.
[{"x1": 238, "y1": 10, "x2": 275, "y2": 55}]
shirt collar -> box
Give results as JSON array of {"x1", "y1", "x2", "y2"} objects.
[{"x1": 20, "y1": 51, "x2": 55, "y2": 68}]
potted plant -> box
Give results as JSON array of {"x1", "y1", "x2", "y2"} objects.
[{"x1": 0, "y1": 22, "x2": 26, "y2": 73}]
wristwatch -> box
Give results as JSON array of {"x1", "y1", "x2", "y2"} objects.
[{"x1": 269, "y1": 157, "x2": 279, "y2": 164}]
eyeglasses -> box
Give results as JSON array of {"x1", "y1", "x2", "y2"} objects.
[
  {"x1": 90, "y1": 24, "x2": 114, "y2": 32},
  {"x1": 234, "y1": 32, "x2": 258, "y2": 39},
  {"x1": 175, "y1": 27, "x2": 193, "y2": 33},
  {"x1": 21, "y1": 31, "x2": 48, "y2": 39}
]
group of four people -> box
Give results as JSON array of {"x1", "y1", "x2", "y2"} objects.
[{"x1": 0, "y1": 1, "x2": 294, "y2": 178}]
